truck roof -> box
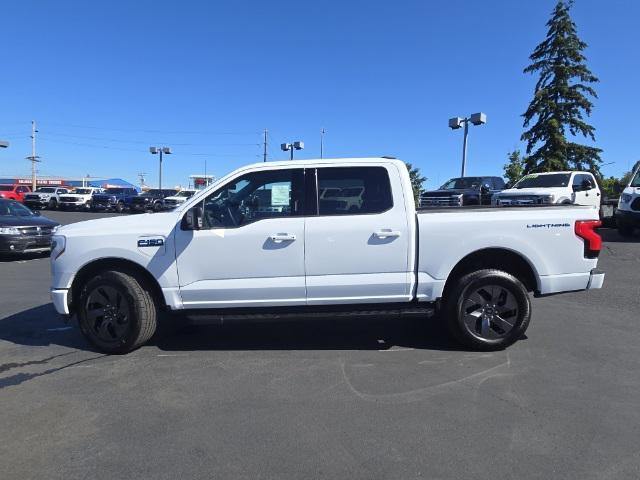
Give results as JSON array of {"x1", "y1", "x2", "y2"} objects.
[{"x1": 240, "y1": 157, "x2": 406, "y2": 170}]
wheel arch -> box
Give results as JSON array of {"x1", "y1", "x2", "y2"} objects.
[
  {"x1": 442, "y1": 248, "x2": 539, "y2": 300},
  {"x1": 69, "y1": 257, "x2": 166, "y2": 314}
]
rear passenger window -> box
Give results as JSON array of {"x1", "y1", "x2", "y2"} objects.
[{"x1": 317, "y1": 167, "x2": 393, "y2": 215}]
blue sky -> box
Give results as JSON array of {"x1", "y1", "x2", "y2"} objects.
[{"x1": 1, "y1": 0, "x2": 638, "y2": 189}]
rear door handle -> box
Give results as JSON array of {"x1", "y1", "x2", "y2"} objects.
[
  {"x1": 269, "y1": 233, "x2": 296, "y2": 243},
  {"x1": 374, "y1": 229, "x2": 401, "y2": 239}
]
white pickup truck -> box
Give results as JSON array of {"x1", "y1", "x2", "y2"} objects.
[
  {"x1": 50, "y1": 158, "x2": 605, "y2": 353},
  {"x1": 493, "y1": 171, "x2": 601, "y2": 207},
  {"x1": 59, "y1": 187, "x2": 104, "y2": 211}
]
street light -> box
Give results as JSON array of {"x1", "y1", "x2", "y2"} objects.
[
  {"x1": 0, "y1": 140, "x2": 8, "y2": 149},
  {"x1": 281, "y1": 141, "x2": 304, "y2": 160},
  {"x1": 449, "y1": 112, "x2": 486, "y2": 177},
  {"x1": 149, "y1": 146, "x2": 172, "y2": 191}
]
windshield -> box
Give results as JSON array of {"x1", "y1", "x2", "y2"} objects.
[
  {"x1": 36, "y1": 187, "x2": 56, "y2": 193},
  {"x1": 177, "y1": 191, "x2": 195, "y2": 197},
  {"x1": 0, "y1": 199, "x2": 34, "y2": 216},
  {"x1": 73, "y1": 188, "x2": 92, "y2": 194},
  {"x1": 439, "y1": 177, "x2": 483, "y2": 190},
  {"x1": 630, "y1": 171, "x2": 640, "y2": 188},
  {"x1": 0, "y1": 186, "x2": 13, "y2": 191},
  {"x1": 514, "y1": 173, "x2": 571, "y2": 189},
  {"x1": 105, "y1": 188, "x2": 127, "y2": 194}
]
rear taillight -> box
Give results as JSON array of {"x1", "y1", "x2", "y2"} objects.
[{"x1": 575, "y1": 220, "x2": 602, "y2": 259}]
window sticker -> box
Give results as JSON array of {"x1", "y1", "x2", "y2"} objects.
[{"x1": 271, "y1": 184, "x2": 290, "y2": 206}]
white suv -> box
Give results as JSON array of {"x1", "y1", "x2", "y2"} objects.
[
  {"x1": 59, "y1": 187, "x2": 104, "y2": 210},
  {"x1": 615, "y1": 168, "x2": 640, "y2": 236},
  {"x1": 493, "y1": 171, "x2": 601, "y2": 207}
]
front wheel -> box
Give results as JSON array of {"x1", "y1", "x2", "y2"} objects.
[
  {"x1": 444, "y1": 269, "x2": 531, "y2": 350},
  {"x1": 48, "y1": 198, "x2": 58, "y2": 210},
  {"x1": 115, "y1": 201, "x2": 125, "y2": 213},
  {"x1": 77, "y1": 270, "x2": 157, "y2": 354}
]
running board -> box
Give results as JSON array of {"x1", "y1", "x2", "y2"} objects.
[{"x1": 184, "y1": 304, "x2": 436, "y2": 325}]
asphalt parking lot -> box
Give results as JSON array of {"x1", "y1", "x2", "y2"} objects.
[{"x1": 1, "y1": 210, "x2": 639, "y2": 480}]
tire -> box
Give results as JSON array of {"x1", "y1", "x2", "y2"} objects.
[
  {"x1": 115, "y1": 201, "x2": 125, "y2": 213},
  {"x1": 77, "y1": 270, "x2": 157, "y2": 354},
  {"x1": 48, "y1": 198, "x2": 58, "y2": 210},
  {"x1": 443, "y1": 269, "x2": 531, "y2": 351},
  {"x1": 153, "y1": 201, "x2": 163, "y2": 212},
  {"x1": 617, "y1": 222, "x2": 634, "y2": 237}
]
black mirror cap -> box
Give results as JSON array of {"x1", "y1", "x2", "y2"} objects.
[{"x1": 181, "y1": 206, "x2": 203, "y2": 230}]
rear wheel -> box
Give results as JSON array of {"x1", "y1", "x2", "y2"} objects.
[
  {"x1": 77, "y1": 270, "x2": 157, "y2": 354},
  {"x1": 444, "y1": 269, "x2": 531, "y2": 350}
]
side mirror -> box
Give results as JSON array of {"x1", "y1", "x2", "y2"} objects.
[
  {"x1": 183, "y1": 206, "x2": 203, "y2": 230},
  {"x1": 480, "y1": 184, "x2": 491, "y2": 194}
]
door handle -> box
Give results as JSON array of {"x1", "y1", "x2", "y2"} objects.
[
  {"x1": 374, "y1": 229, "x2": 401, "y2": 239},
  {"x1": 269, "y1": 233, "x2": 296, "y2": 243}
]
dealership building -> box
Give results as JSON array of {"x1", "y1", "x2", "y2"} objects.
[{"x1": 0, "y1": 175, "x2": 138, "y2": 190}]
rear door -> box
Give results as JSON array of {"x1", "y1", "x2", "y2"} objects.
[
  {"x1": 304, "y1": 164, "x2": 412, "y2": 305},
  {"x1": 573, "y1": 174, "x2": 599, "y2": 206}
]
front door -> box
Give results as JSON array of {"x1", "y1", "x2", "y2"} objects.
[
  {"x1": 175, "y1": 168, "x2": 306, "y2": 309},
  {"x1": 304, "y1": 165, "x2": 413, "y2": 305}
]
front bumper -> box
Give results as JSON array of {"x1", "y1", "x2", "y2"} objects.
[
  {"x1": 51, "y1": 288, "x2": 70, "y2": 315},
  {"x1": 24, "y1": 198, "x2": 49, "y2": 207},
  {"x1": 616, "y1": 208, "x2": 640, "y2": 227},
  {"x1": 0, "y1": 234, "x2": 53, "y2": 254}
]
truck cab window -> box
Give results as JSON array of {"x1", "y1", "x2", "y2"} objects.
[
  {"x1": 316, "y1": 166, "x2": 393, "y2": 215},
  {"x1": 201, "y1": 169, "x2": 303, "y2": 228}
]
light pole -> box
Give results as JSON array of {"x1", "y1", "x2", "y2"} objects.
[
  {"x1": 449, "y1": 112, "x2": 486, "y2": 177},
  {"x1": 149, "y1": 146, "x2": 172, "y2": 191},
  {"x1": 281, "y1": 141, "x2": 304, "y2": 160}
]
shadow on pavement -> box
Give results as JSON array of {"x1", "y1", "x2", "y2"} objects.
[
  {"x1": 0, "y1": 252, "x2": 50, "y2": 263},
  {"x1": 599, "y1": 228, "x2": 640, "y2": 243},
  {"x1": 0, "y1": 303, "x2": 467, "y2": 353}
]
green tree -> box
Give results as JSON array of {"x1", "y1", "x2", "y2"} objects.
[
  {"x1": 521, "y1": 0, "x2": 601, "y2": 175},
  {"x1": 503, "y1": 149, "x2": 525, "y2": 186},
  {"x1": 405, "y1": 163, "x2": 427, "y2": 206}
]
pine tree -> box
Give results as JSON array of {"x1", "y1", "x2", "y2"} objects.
[
  {"x1": 405, "y1": 163, "x2": 427, "y2": 206},
  {"x1": 503, "y1": 149, "x2": 525, "y2": 186},
  {"x1": 521, "y1": 0, "x2": 601, "y2": 175}
]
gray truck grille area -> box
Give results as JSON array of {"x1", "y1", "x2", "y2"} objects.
[
  {"x1": 420, "y1": 196, "x2": 461, "y2": 207},
  {"x1": 496, "y1": 196, "x2": 540, "y2": 205},
  {"x1": 17, "y1": 226, "x2": 55, "y2": 236}
]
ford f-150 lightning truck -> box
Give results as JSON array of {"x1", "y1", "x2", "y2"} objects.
[{"x1": 50, "y1": 158, "x2": 605, "y2": 353}]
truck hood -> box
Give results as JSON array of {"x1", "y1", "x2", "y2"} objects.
[
  {"x1": 422, "y1": 188, "x2": 476, "y2": 196},
  {"x1": 57, "y1": 211, "x2": 179, "y2": 236},
  {"x1": 0, "y1": 215, "x2": 59, "y2": 228},
  {"x1": 497, "y1": 187, "x2": 567, "y2": 197}
]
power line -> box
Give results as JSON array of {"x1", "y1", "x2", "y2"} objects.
[{"x1": 39, "y1": 121, "x2": 262, "y2": 136}]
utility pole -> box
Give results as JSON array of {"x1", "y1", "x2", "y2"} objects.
[
  {"x1": 263, "y1": 129, "x2": 268, "y2": 162},
  {"x1": 138, "y1": 172, "x2": 147, "y2": 189},
  {"x1": 320, "y1": 128, "x2": 325, "y2": 159},
  {"x1": 26, "y1": 120, "x2": 40, "y2": 190}
]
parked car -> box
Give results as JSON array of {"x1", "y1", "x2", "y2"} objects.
[
  {"x1": 23, "y1": 186, "x2": 71, "y2": 210},
  {"x1": 50, "y1": 158, "x2": 604, "y2": 354},
  {"x1": 0, "y1": 198, "x2": 59, "y2": 255},
  {"x1": 163, "y1": 189, "x2": 197, "y2": 209},
  {"x1": 615, "y1": 167, "x2": 640, "y2": 236},
  {"x1": 59, "y1": 187, "x2": 104, "y2": 211},
  {"x1": 493, "y1": 171, "x2": 601, "y2": 207},
  {"x1": 129, "y1": 189, "x2": 178, "y2": 212},
  {"x1": 420, "y1": 176, "x2": 506, "y2": 207},
  {"x1": 0, "y1": 184, "x2": 32, "y2": 203},
  {"x1": 91, "y1": 187, "x2": 138, "y2": 212}
]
